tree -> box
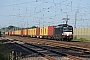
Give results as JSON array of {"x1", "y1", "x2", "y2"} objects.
[
  {"x1": 31, "y1": 26, "x2": 37, "y2": 28},
  {"x1": 8, "y1": 26, "x2": 15, "y2": 29}
]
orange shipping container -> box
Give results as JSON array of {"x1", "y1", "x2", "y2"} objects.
[
  {"x1": 48, "y1": 26, "x2": 55, "y2": 36},
  {"x1": 5, "y1": 32, "x2": 8, "y2": 35},
  {"x1": 36, "y1": 28, "x2": 40, "y2": 36},
  {"x1": 12, "y1": 31, "x2": 14, "y2": 35},
  {"x1": 14, "y1": 30, "x2": 16, "y2": 35},
  {"x1": 11, "y1": 31, "x2": 13, "y2": 35},
  {"x1": 9, "y1": 31, "x2": 12, "y2": 35},
  {"x1": 14, "y1": 30, "x2": 18, "y2": 35},
  {"x1": 23, "y1": 29, "x2": 28, "y2": 36}
]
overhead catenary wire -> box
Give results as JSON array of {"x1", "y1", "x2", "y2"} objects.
[{"x1": 0, "y1": 0, "x2": 90, "y2": 28}]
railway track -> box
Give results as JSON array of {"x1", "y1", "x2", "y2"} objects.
[
  {"x1": 7, "y1": 36, "x2": 90, "y2": 54},
  {"x1": 28, "y1": 39, "x2": 90, "y2": 54},
  {"x1": 3, "y1": 36, "x2": 90, "y2": 60},
  {"x1": 1, "y1": 37, "x2": 83, "y2": 60},
  {"x1": 39, "y1": 40, "x2": 90, "y2": 54},
  {"x1": 12, "y1": 40, "x2": 82, "y2": 60}
]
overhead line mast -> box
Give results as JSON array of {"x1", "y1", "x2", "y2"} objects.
[{"x1": 62, "y1": 12, "x2": 69, "y2": 25}]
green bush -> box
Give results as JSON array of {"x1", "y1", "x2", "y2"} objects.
[
  {"x1": 73, "y1": 36, "x2": 77, "y2": 40},
  {"x1": 0, "y1": 43, "x2": 9, "y2": 60},
  {"x1": 78, "y1": 38, "x2": 89, "y2": 42},
  {"x1": 73, "y1": 36, "x2": 90, "y2": 42}
]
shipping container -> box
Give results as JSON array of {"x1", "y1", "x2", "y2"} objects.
[
  {"x1": 12, "y1": 31, "x2": 14, "y2": 35},
  {"x1": 13, "y1": 31, "x2": 15, "y2": 35},
  {"x1": 29, "y1": 28, "x2": 32, "y2": 36},
  {"x1": 9, "y1": 31, "x2": 12, "y2": 35},
  {"x1": 18, "y1": 30, "x2": 21, "y2": 35},
  {"x1": 32, "y1": 28, "x2": 36, "y2": 36},
  {"x1": 44, "y1": 26, "x2": 48, "y2": 36},
  {"x1": 23, "y1": 29, "x2": 28, "y2": 36},
  {"x1": 16, "y1": 30, "x2": 19, "y2": 35},
  {"x1": 28, "y1": 28, "x2": 32, "y2": 36},
  {"x1": 13, "y1": 30, "x2": 21, "y2": 36},
  {"x1": 14, "y1": 30, "x2": 18, "y2": 35},
  {"x1": 15, "y1": 30, "x2": 17, "y2": 35},
  {"x1": 40, "y1": 27, "x2": 44, "y2": 36},
  {"x1": 10, "y1": 31, "x2": 14, "y2": 35},
  {"x1": 5, "y1": 32, "x2": 9, "y2": 35},
  {"x1": 36, "y1": 28, "x2": 40, "y2": 36},
  {"x1": 14, "y1": 30, "x2": 16, "y2": 35},
  {"x1": 40, "y1": 26, "x2": 54, "y2": 36},
  {"x1": 23, "y1": 30, "x2": 25, "y2": 36},
  {"x1": 28, "y1": 29, "x2": 30, "y2": 36},
  {"x1": 21, "y1": 30, "x2": 24, "y2": 36},
  {"x1": 48, "y1": 26, "x2": 55, "y2": 36}
]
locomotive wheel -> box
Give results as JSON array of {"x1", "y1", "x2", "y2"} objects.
[{"x1": 67, "y1": 39, "x2": 71, "y2": 42}]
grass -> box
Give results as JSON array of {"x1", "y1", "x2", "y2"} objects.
[
  {"x1": 0, "y1": 42, "x2": 9, "y2": 60},
  {"x1": 73, "y1": 36, "x2": 90, "y2": 42},
  {"x1": 78, "y1": 38, "x2": 90, "y2": 42}
]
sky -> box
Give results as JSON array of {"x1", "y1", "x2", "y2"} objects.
[{"x1": 0, "y1": 0, "x2": 90, "y2": 28}]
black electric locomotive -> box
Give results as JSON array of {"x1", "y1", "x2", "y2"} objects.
[{"x1": 53, "y1": 24, "x2": 73, "y2": 41}]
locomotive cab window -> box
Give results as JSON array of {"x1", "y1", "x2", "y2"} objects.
[{"x1": 63, "y1": 27, "x2": 73, "y2": 32}]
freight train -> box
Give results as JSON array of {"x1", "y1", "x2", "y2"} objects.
[{"x1": 5, "y1": 24, "x2": 73, "y2": 41}]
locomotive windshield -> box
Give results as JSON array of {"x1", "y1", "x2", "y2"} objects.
[{"x1": 63, "y1": 27, "x2": 73, "y2": 32}]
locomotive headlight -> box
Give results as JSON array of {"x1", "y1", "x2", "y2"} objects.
[
  {"x1": 64, "y1": 34, "x2": 67, "y2": 36},
  {"x1": 62, "y1": 33, "x2": 67, "y2": 36},
  {"x1": 69, "y1": 34, "x2": 72, "y2": 36},
  {"x1": 62, "y1": 32, "x2": 72, "y2": 36}
]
